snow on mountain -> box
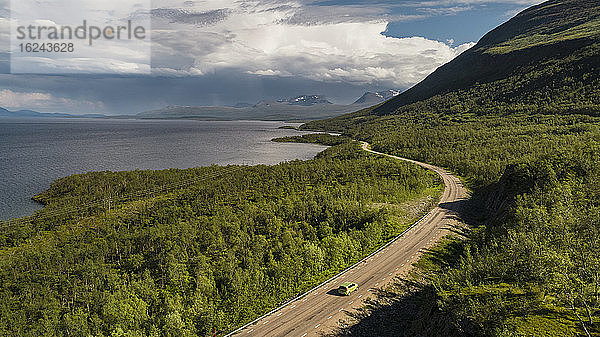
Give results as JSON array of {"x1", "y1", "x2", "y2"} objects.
[{"x1": 353, "y1": 90, "x2": 400, "y2": 105}]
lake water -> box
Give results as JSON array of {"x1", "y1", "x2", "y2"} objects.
[{"x1": 0, "y1": 118, "x2": 328, "y2": 220}]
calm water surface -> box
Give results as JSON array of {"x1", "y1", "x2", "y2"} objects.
[{"x1": 0, "y1": 118, "x2": 327, "y2": 220}]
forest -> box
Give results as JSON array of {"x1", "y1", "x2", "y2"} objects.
[
  {"x1": 298, "y1": 1, "x2": 600, "y2": 334},
  {"x1": 310, "y1": 112, "x2": 600, "y2": 336},
  {"x1": 0, "y1": 142, "x2": 441, "y2": 336},
  {"x1": 3, "y1": 0, "x2": 600, "y2": 336}
]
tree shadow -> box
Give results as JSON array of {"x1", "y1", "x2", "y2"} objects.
[
  {"x1": 438, "y1": 200, "x2": 465, "y2": 214},
  {"x1": 321, "y1": 280, "x2": 466, "y2": 337}
]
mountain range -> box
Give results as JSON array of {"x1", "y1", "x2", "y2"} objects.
[
  {"x1": 134, "y1": 91, "x2": 398, "y2": 121},
  {"x1": 0, "y1": 91, "x2": 399, "y2": 121},
  {"x1": 0, "y1": 107, "x2": 74, "y2": 118}
]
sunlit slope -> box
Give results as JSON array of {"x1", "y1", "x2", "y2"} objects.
[{"x1": 371, "y1": 0, "x2": 600, "y2": 116}]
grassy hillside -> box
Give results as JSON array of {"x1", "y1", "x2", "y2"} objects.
[
  {"x1": 302, "y1": 0, "x2": 600, "y2": 335},
  {"x1": 303, "y1": 0, "x2": 600, "y2": 122}
]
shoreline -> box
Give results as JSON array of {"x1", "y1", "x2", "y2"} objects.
[{"x1": 0, "y1": 120, "x2": 326, "y2": 221}]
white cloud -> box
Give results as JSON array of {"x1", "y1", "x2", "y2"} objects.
[
  {"x1": 3, "y1": 0, "x2": 514, "y2": 87},
  {"x1": 0, "y1": 89, "x2": 105, "y2": 112},
  {"x1": 8, "y1": 0, "x2": 151, "y2": 74},
  {"x1": 150, "y1": 1, "x2": 475, "y2": 87}
]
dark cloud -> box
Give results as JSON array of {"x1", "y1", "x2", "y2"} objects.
[{"x1": 0, "y1": 71, "x2": 391, "y2": 114}]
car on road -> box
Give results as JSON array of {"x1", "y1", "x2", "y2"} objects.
[{"x1": 338, "y1": 282, "x2": 358, "y2": 296}]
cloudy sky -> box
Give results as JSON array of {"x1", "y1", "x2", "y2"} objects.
[{"x1": 0, "y1": 0, "x2": 543, "y2": 115}]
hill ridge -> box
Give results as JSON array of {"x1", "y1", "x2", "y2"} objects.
[{"x1": 372, "y1": 0, "x2": 600, "y2": 116}]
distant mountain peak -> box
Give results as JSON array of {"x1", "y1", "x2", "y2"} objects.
[
  {"x1": 277, "y1": 95, "x2": 333, "y2": 106},
  {"x1": 353, "y1": 90, "x2": 400, "y2": 105}
]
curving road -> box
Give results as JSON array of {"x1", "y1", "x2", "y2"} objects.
[{"x1": 231, "y1": 142, "x2": 467, "y2": 337}]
